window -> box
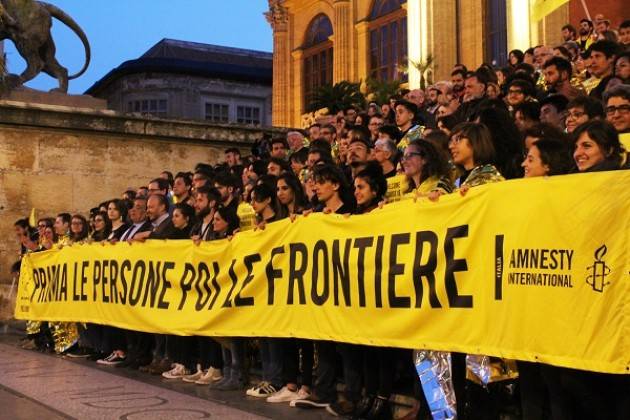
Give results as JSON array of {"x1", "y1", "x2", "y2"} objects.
[
  {"x1": 205, "y1": 103, "x2": 230, "y2": 123},
  {"x1": 127, "y1": 99, "x2": 167, "y2": 117},
  {"x1": 236, "y1": 106, "x2": 261, "y2": 125},
  {"x1": 485, "y1": 0, "x2": 507, "y2": 66},
  {"x1": 303, "y1": 14, "x2": 334, "y2": 111},
  {"x1": 369, "y1": 0, "x2": 407, "y2": 82}
]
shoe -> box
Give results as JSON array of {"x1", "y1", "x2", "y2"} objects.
[
  {"x1": 162, "y1": 363, "x2": 190, "y2": 379},
  {"x1": 149, "y1": 358, "x2": 173, "y2": 375},
  {"x1": 247, "y1": 382, "x2": 278, "y2": 398},
  {"x1": 354, "y1": 395, "x2": 375, "y2": 419},
  {"x1": 182, "y1": 365, "x2": 204, "y2": 383},
  {"x1": 215, "y1": 377, "x2": 243, "y2": 391},
  {"x1": 65, "y1": 347, "x2": 93, "y2": 358},
  {"x1": 326, "y1": 400, "x2": 356, "y2": 417},
  {"x1": 365, "y1": 396, "x2": 390, "y2": 420},
  {"x1": 20, "y1": 339, "x2": 38, "y2": 350},
  {"x1": 195, "y1": 367, "x2": 224, "y2": 385},
  {"x1": 88, "y1": 351, "x2": 106, "y2": 362},
  {"x1": 267, "y1": 386, "x2": 300, "y2": 403},
  {"x1": 97, "y1": 352, "x2": 126, "y2": 366},
  {"x1": 139, "y1": 358, "x2": 159, "y2": 372},
  {"x1": 291, "y1": 392, "x2": 333, "y2": 409},
  {"x1": 116, "y1": 358, "x2": 140, "y2": 369}
]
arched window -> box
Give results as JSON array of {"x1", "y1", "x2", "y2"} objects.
[
  {"x1": 303, "y1": 14, "x2": 334, "y2": 110},
  {"x1": 369, "y1": 0, "x2": 407, "y2": 82}
]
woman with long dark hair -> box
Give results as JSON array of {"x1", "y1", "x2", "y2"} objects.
[
  {"x1": 90, "y1": 211, "x2": 111, "y2": 241},
  {"x1": 69, "y1": 214, "x2": 89, "y2": 243},
  {"x1": 107, "y1": 199, "x2": 129, "y2": 241},
  {"x1": 171, "y1": 203, "x2": 196, "y2": 239},
  {"x1": 402, "y1": 139, "x2": 453, "y2": 196},
  {"x1": 276, "y1": 173, "x2": 309, "y2": 216}
]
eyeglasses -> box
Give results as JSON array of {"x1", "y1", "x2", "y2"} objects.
[
  {"x1": 401, "y1": 152, "x2": 423, "y2": 161},
  {"x1": 508, "y1": 89, "x2": 524, "y2": 95},
  {"x1": 605, "y1": 104, "x2": 630, "y2": 115}
]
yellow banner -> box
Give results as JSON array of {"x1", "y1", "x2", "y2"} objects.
[
  {"x1": 15, "y1": 172, "x2": 630, "y2": 374},
  {"x1": 531, "y1": 0, "x2": 570, "y2": 21}
]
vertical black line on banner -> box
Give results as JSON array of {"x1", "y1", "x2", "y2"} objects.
[{"x1": 495, "y1": 234, "x2": 504, "y2": 300}]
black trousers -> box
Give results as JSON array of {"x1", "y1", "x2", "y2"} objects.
[
  {"x1": 315, "y1": 341, "x2": 363, "y2": 403},
  {"x1": 198, "y1": 337, "x2": 223, "y2": 370},
  {"x1": 363, "y1": 346, "x2": 405, "y2": 398},
  {"x1": 168, "y1": 335, "x2": 197, "y2": 370},
  {"x1": 124, "y1": 329, "x2": 153, "y2": 365},
  {"x1": 282, "y1": 338, "x2": 314, "y2": 387}
]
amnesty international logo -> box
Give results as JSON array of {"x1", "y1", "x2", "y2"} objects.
[{"x1": 586, "y1": 245, "x2": 611, "y2": 293}]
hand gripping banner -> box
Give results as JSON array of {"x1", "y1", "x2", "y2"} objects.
[{"x1": 15, "y1": 171, "x2": 630, "y2": 374}]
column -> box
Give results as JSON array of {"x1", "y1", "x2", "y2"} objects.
[
  {"x1": 266, "y1": 1, "x2": 290, "y2": 127},
  {"x1": 291, "y1": 49, "x2": 304, "y2": 128},
  {"x1": 406, "y1": 0, "x2": 428, "y2": 89},
  {"x1": 332, "y1": 0, "x2": 352, "y2": 83},
  {"x1": 355, "y1": 21, "x2": 370, "y2": 87}
]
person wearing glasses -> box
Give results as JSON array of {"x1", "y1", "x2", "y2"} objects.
[
  {"x1": 505, "y1": 79, "x2": 537, "y2": 114},
  {"x1": 90, "y1": 211, "x2": 111, "y2": 242},
  {"x1": 565, "y1": 96, "x2": 605, "y2": 134},
  {"x1": 401, "y1": 139, "x2": 453, "y2": 197},
  {"x1": 603, "y1": 85, "x2": 630, "y2": 152}
]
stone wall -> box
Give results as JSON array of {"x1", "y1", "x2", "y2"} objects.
[{"x1": 0, "y1": 101, "x2": 285, "y2": 285}]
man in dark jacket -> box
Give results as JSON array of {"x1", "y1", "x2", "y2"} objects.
[{"x1": 147, "y1": 194, "x2": 175, "y2": 239}]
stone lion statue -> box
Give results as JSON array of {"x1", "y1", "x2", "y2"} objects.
[{"x1": 0, "y1": 0, "x2": 90, "y2": 93}]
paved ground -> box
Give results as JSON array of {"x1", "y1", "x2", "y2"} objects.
[{"x1": 0, "y1": 330, "x2": 333, "y2": 420}]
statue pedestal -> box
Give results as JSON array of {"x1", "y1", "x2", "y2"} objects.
[{"x1": 1, "y1": 87, "x2": 107, "y2": 110}]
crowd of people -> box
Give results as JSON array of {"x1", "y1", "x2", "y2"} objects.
[{"x1": 11, "y1": 15, "x2": 630, "y2": 420}]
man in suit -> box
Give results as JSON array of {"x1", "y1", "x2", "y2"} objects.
[
  {"x1": 147, "y1": 194, "x2": 175, "y2": 239},
  {"x1": 119, "y1": 197, "x2": 152, "y2": 242}
]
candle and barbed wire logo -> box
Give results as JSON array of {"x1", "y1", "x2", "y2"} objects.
[{"x1": 586, "y1": 245, "x2": 611, "y2": 293}]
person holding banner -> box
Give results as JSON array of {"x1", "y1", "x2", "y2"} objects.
[
  {"x1": 521, "y1": 139, "x2": 573, "y2": 178},
  {"x1": 209, "y1": 206, "x2": 248, "y2": 392},
  {"x1": 572, "y1": 119, "x2": 626, "y2": 172},
  {"x1": 90, "y1": 211, "x2": 111, "y2": 242},
  {"x1": 69, "y1": 214, "x2": 89, "y2": 243},
  {"x1": 276, "y1": 173, "x2": 309, "y2": 217},
  {"x1": 448, "y1": 122, "x2": 504, "y2": 188},
  {"x1": 402, "y1": 139, "x2": 453, "y2": 198},
  {"x1": 293, "y1": 163, "x2": 356, "y2": 413}
]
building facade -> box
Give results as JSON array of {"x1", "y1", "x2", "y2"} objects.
[
  {"x1": 267, "y1": 0, "x2": 623, "y2": 128},
  {"x1": 86, "y1": 39, "x2": 273, "y2": 126}
]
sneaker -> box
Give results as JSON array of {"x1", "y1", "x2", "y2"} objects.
[
  {"x1": 182, "y1": 365, "x2": 203, "y2": 383},
  {"x1": 291, "y1": 392, "x2": 333, "y2": 409},
  {"x1": 296, "y1": 388, "x2": 311, "y2": 399},
  {"x1": 162, "y1": 363, "x2": 190, "y2": 379},
  {"x1": 97, "y1": 352, "x2": 126, "y2": 366},
  {"x1": 326, "y1": 400, "x2": 356, "y2": 417},
  {"x1": 267, "y1": 386, "x2": 300, "y2": 403},
  {"x1": 248, "y1": 382, "x2": 278, "y2": 398},
  {"x1": 195, "y1": 367, "x2": 224, "y2": 385}
]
